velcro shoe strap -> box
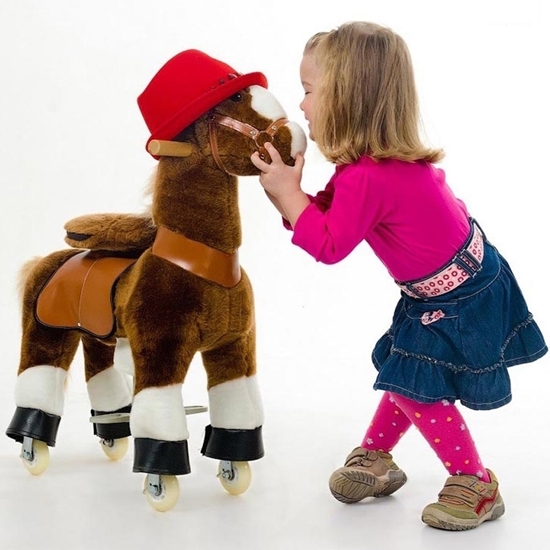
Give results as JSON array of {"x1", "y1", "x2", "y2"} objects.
[
  {"x1": 344, "y1": 448, "x2": 377, "y2": 467},
  {"x1": 439, "y1": 478, "x2": 487, "y2": 507}
]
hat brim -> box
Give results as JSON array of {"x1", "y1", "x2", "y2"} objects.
[{"x1": 145, "y1": 71, "x2": 267, "y2": 154}]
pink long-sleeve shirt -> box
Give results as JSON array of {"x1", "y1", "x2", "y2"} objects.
[{"x1": 290, "y1": 157, "x2": 471, "y2": 282}]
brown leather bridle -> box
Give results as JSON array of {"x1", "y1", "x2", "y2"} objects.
[{"x1": 208, "y1": 112, "x2": 288, "y2": 174}]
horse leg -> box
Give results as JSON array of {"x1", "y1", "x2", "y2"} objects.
[
  {"x1": 6, "y1": 317, "x2": 81, "y2": 448},
  {"x1": 82, "y1": 334, "x2": 133, "y2": 444},
  {"x1": 129, "y1": 336, "x2": 196, "y2": 476},
  {"x1": 200, "y1": 330, "x2": 264, "y2": 461}
]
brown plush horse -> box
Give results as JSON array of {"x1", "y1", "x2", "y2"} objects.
[{"x1": 5, "y1": 50, "x2": 307, "y2": 511}]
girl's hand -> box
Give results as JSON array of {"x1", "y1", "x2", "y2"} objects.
[
  {"x1": 251, "y1": 142, "x2": 310, "y2": 228},
  {"x1": 250, "y1": 142, "x2": 305, "y2": 200}
]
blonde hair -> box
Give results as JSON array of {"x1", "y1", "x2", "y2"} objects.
[{"x1": 304, "y1": 21, "x2": 444, "y2": 164}]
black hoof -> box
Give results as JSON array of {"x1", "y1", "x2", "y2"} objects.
[
  {"x1": 5, "y1": 407, "x2": 61, "y2": 447},
  {"x1": 201, "y1": 425, "x2": 264, "y2": 461},
  {"x1": 90, "y1": 404, "x2": 132, "y2": 440},
  {"x1": 133, "y1": 438, "x2": 191, "y2": 475}
]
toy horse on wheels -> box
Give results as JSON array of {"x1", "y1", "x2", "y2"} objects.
[{"x1": 5, "y1": 50, "x2": 307, "y2": 511}]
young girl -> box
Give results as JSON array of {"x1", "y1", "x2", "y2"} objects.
[{"x1": 250, "y1": 21, "x2": 547, "y2": 531}]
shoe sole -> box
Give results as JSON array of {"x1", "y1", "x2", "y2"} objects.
[
  {"x1": 329, "y1": 469, "x2": 407, "y2": 504},
  {"x1": 422, "y1": 499, "x2": 506, "y2": 531}
]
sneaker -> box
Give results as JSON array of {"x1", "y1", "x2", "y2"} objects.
[
  {"x1": 328, "y1": 447, "x2": 407, "y2": 503},
  {"x1": 421, "y1": 469, "x2": 505, "y2": 530}
]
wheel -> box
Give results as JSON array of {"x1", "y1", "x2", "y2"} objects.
[
  {"x1": 143, "y1": 474, "x2": 179, "y2": 512},
  {"x1": 21, "y1": 439, "x2": 50, "y2": 476},
  {"x1": 217, "y1": 461, "x2": 251, "y2": 495},
  {"x1": 100, "y1": 437, "x2": 129, "y2": 461}
]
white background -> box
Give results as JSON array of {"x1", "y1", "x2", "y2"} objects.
[{"x1": 0, "y1": 1, "x2": 548, "y2": 549}]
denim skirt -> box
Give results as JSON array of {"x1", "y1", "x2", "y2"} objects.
[{"x1": 372, "y1": 226, "x2": 547, "y2": 410}]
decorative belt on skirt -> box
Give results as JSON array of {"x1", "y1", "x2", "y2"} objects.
[{"x1": 373, "y1": 219, "x2": 548, "y2": 410}]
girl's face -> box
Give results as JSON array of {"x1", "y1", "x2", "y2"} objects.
[{"x1": 299, "y1": 52, "x2": 320, "y2": 141}]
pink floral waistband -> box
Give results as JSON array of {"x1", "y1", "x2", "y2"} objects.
[{"x1": 397, "y1": 224, "x2": 484, "y2": 299}]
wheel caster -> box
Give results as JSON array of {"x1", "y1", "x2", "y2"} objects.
[
  {"x1": 143, "y1": 474, "x2": 179, "y2": 512},
  {"x1": 217, "y1": 460, "x2": 251, "y2": 495},
  {"x1": 21, "y1": 437, "x2": 50, "y2": 475},
  {"x1": 100, "y1": 437, "x2": 129, "y2": 461}
]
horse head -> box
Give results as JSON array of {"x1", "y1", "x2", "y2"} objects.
[
  {"x1": 65, "y1": 51, "x2": 306, "y2": 252},
  {"x1": 154, "y1": 83, "x2": 306, "y2": 176}
]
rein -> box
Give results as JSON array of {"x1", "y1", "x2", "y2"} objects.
[{"x1": 208, "y1": 113, "x2": 288, "y2": 174}]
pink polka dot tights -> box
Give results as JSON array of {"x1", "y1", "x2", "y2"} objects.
[{"x1": 361, "y1": 391, "x2": 489, "y2": 481}]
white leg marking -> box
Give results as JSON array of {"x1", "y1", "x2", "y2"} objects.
[
  {"x1": 15, "y1": 365, "x2": 67, "y2": 416},
  {"x1": 208, "y1": 375, "x2": 264, "y2": 429},
  {"x1": 87, "y1": 365, "x2": 133, "y2": 411},
  {"x1": 113, "y1": 338, "x2": 134, "y2": 377},
  {"x1": 130, "y1": 384, "x2": 189, "y2": 441}
]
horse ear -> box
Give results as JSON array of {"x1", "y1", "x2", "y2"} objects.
[{"x1": 147, "y1": 140, "x2": 196, "y2": 157}]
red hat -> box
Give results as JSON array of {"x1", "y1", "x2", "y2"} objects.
[{"x1": 137, "y1": 49, "x2": 268, "y2": 157}]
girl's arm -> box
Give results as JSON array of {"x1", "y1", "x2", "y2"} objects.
[
  {"x1": 251, "y1": 143, "x2": 309, "y2": 228},
  {"x1": 264, "y1": 190, "x2": 288, "y2": 219}
]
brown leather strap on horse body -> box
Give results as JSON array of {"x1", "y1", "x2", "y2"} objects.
[
  {"x1": 152, "y1": 226, "x2": 241, "y2": 288},
  {"x1": 208, "y1": 113, "x2": 288, "y2": 173}
]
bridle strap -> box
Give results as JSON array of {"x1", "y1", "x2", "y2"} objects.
[{"x1": 208, "y1": 113, "x2": 288, "y2": 173}]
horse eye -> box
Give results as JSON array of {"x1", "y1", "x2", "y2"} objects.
[{"x1": 230, "y1": 93, "x2": 243, "y2": 102}]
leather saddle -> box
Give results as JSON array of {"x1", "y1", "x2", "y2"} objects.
[{"x1": 35, "y1": 251, "x2": 136, "y2": 338}]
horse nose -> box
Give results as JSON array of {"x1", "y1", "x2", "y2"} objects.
[{"x1": 284, "y1": 120, "x2": 307, "y2": 159}]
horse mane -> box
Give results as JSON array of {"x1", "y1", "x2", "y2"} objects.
[{"x1": 63, "y1": 167, "x2": 158, "y2": 252}]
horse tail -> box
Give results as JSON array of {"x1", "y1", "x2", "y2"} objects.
[{"x1": 17, "y1": 256, "x2": 43, "y2": 304}]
